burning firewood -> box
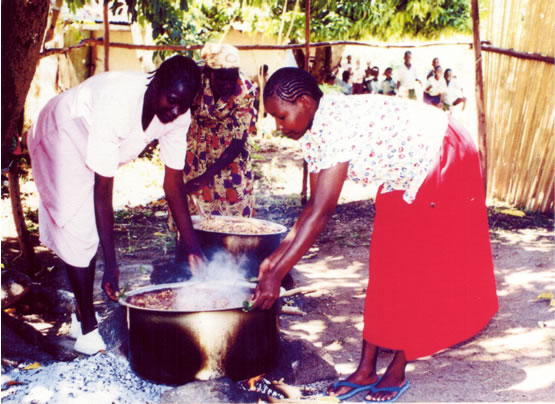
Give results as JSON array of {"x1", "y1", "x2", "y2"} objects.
[
  {"x1": 280, "y1": 306, "x2": 306, "y2": 316},
  {"x1": 238, "y1": 374, "x2": 286, "y2": 400},
  {"x1": 280, "y1": 286, "x2": 318, "y2": 298}
]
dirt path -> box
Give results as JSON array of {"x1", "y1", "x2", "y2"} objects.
[{"x1": 2, "y1": 135, "x2": 554, "y2": 402}]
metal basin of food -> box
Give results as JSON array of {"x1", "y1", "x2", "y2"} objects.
[
  {"x1": 119, "y1": 280, "x2": 280, "y2": 385},
  {"x1": 190, "y1": 215, "x2": 288, "y2": 278}
]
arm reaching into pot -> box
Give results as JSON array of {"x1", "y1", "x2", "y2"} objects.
[
  {"x1": 252, "y1": 162, "x2": 348, "y2": 310},
  {"x1": 164, "y1": 165, "x2": 206, "y2": 274}
]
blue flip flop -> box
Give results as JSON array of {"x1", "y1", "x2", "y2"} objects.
[
  {"x1": 363, "y1": 380, "x2": 410, "y2": 403},
  {"x1": 327, "y1": 378, "x2": 381, "y2": 401}
]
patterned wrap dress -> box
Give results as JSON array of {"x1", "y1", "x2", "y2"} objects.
[
  {"x1": 302, "y1": 93, "x2": 498, "y2": 360},
  {"x1": 184, "y1": 67, "x2": 257, "y2": 217}
]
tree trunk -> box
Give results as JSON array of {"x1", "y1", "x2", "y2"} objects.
[{"x1": 2, "y1": 0, "x2": 50, "y2": 273}]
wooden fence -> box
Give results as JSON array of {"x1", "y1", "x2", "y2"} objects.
[{"x1": 482, "y1": 0, "x2": 554, "y2": 212}]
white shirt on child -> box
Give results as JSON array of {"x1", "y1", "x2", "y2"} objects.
[{"x1": 425, "y1": 76, "x2": 447, "y2": 97}]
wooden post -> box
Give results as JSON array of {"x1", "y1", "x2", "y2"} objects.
[
  {"x1": 8, "y1": 162, "x2": 38, "y2": 274},
  {"x1": 304, "y1": 0, "x2": 310, "y2": 72},
  {"x1": 301, "y1": 0, "x2": 311, "y2": 204},
  {"x1": 103, "y1": 0, "x2": 110, "y2": 72},
  {"x1": 471, "y1": 0, "x2": 487, "y2": 192}
]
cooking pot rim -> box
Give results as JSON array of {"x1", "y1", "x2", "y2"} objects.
[
  {"x1": 191, "y1": 215, "x2": 288, "y2": 236},
  {"x1": 118, "y1": 279, "x2": 256, "y2": 313}
]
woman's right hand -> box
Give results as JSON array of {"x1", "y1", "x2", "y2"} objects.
[
  {"x1": 102, "y1": 264, "x2": 120, "y2": 302},
  {"x1": 252, "y1": 257, "x2": 282, "y2": 310}
]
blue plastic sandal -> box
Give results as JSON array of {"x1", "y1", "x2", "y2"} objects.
[
  {"x1": 363, "y1": 380, "x2": 410, "y2": 403},
  {"x1": 327, "y1": 378, "x2": 381, "y2": 401}
]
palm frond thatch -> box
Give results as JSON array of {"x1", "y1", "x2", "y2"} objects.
[{"x1": 483, "y1": 0, "x2": 554, "y2": 212}]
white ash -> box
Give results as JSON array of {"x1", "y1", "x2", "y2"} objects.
[{"x1": 1, "y1": 352, "x2": 171, "y2": 404}]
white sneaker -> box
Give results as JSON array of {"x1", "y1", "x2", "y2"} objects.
[
  {"x1": 69, "y1": 313, "x2": 102, "y2": 339},
  {"x1": 74, "y1": 328, "x2": 107, "y2": 355}
]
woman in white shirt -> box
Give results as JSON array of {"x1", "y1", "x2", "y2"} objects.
[{"x1": 27, "y1": 55, "x2": 205, "y2": 354}]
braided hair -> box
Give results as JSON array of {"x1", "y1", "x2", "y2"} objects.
[
  {"x1": 263, "y1": 67, "x2": 323, "y2": 104},
  {"x1": 148, "y1": 55, "x2": 201, "y2": 97}
]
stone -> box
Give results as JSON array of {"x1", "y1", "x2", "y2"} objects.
[
  {"x1": 98, "y1": 305, "x2": 128, "y2": 356},
  {"x1": 1, "y1": 269, "x2": 32, "y2": 308},
  {"x1": 267, "y1": 335, "x2": 338, "y2": 385}
]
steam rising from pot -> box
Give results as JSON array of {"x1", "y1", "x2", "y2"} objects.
[
  {"x1": 174, "y1": 250, "x2": 254, "y2": 311},
  {"x1": 191, "y1": 250, "x2": 250, "y2": 283}
]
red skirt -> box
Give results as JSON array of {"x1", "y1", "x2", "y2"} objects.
[{"x1": 362, "y1": 118, "x2": 498, "y2": 361}]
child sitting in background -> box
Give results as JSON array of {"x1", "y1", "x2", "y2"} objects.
[{"x1": 424, "y1": 65, "x2": 447, "y2": 108}]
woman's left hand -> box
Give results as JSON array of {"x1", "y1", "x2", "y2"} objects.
[
  {"x1": 184, "y1": 175, "x2": 208, "y2": 194},
  {"x1": 188, "y1": 252, "x2": 207, "y2": 276}
]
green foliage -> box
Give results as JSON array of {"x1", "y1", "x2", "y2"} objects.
[
  {"x1": 301, "y1": 0, "x2": 472, "y2": 41},
  {"x1": 64, "y1": 0, "x2": 472, "y2": 58}
]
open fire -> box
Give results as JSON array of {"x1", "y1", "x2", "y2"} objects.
[{"x1": 238, "y1": 374, "x2": 286, "y2": 400}]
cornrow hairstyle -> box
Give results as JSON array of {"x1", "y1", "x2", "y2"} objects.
[
  {"x1": 263, "y1": 67, "x2": 323, "y2": 104},
  {"x1": 148, "y1": 55, "x2": 201, "y2": 97}
]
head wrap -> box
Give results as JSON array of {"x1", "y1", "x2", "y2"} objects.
[{"x1": 201, "y1": 43, "x2": 240, "y2": 69}]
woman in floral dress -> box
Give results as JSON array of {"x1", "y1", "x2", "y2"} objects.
[
  {"x1": 252, "y1": 67, "x2": 498, "y2": 403},
  {"x1": 183, "y1": 43, "x2": 257, "y2": 218}
]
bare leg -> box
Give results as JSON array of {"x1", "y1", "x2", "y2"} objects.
[
  {"x1": 327, "y1": 339, "x2": 380, "y2": 397},
  {"x1": 364, "y1": 350, "x2": 408, "y2": 402},
  {"x1": 66, "y1": 259, "x2": 98, "y2": 335}
]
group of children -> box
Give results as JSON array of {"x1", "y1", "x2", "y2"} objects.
[{"x1": 328, "y1": 53, "x2": 467, "y2": 113}]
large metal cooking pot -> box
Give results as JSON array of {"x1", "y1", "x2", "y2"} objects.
[
  {"x1": 119, "y1": 280, "x2": 280, "y2": 385},
  {"x1": 190, "y1": 215, "x2": 288, "y2": 278}
]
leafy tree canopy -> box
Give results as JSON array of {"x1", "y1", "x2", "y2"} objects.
[{"x1": 65, "y1": 0, "x2": 473, "y2": 52}]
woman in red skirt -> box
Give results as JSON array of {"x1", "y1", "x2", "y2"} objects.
[{"x1": 253, "y1": 67, "x2": 498, "y2": 402}]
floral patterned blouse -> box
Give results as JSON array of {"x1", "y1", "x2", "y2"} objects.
[
  {"x1": 302, "y1": 94, "x2": 448, "y2": 203},
  {"x1": 185, "y1": 68, "x2": 258, "y2": 217}
]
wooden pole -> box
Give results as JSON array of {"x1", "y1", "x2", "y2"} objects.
[
  {"x1": 8, "y1": 162, "x2": 38, "y2": 274},
  {"x1": 481, "y1": 44, "x2": 555, "y2": 64},
  {"x1": 42, "y1": 39, "x2": 555, "y2": 63},
  {"x1": 42, "y1": 39, "x2": 478, "y2": 57},
  {"x1": 471, "y1": 0, "x2": 488, "y2": 192},
  {"x1": 301, "y1": 0, "x2": 311, "y2": 204},
  {"x1": 103, "y1": 0, "x2": 110, "y2": 72},
  {"x1": 304, "y1": 0, "x2": 310, "y2": 71}
]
